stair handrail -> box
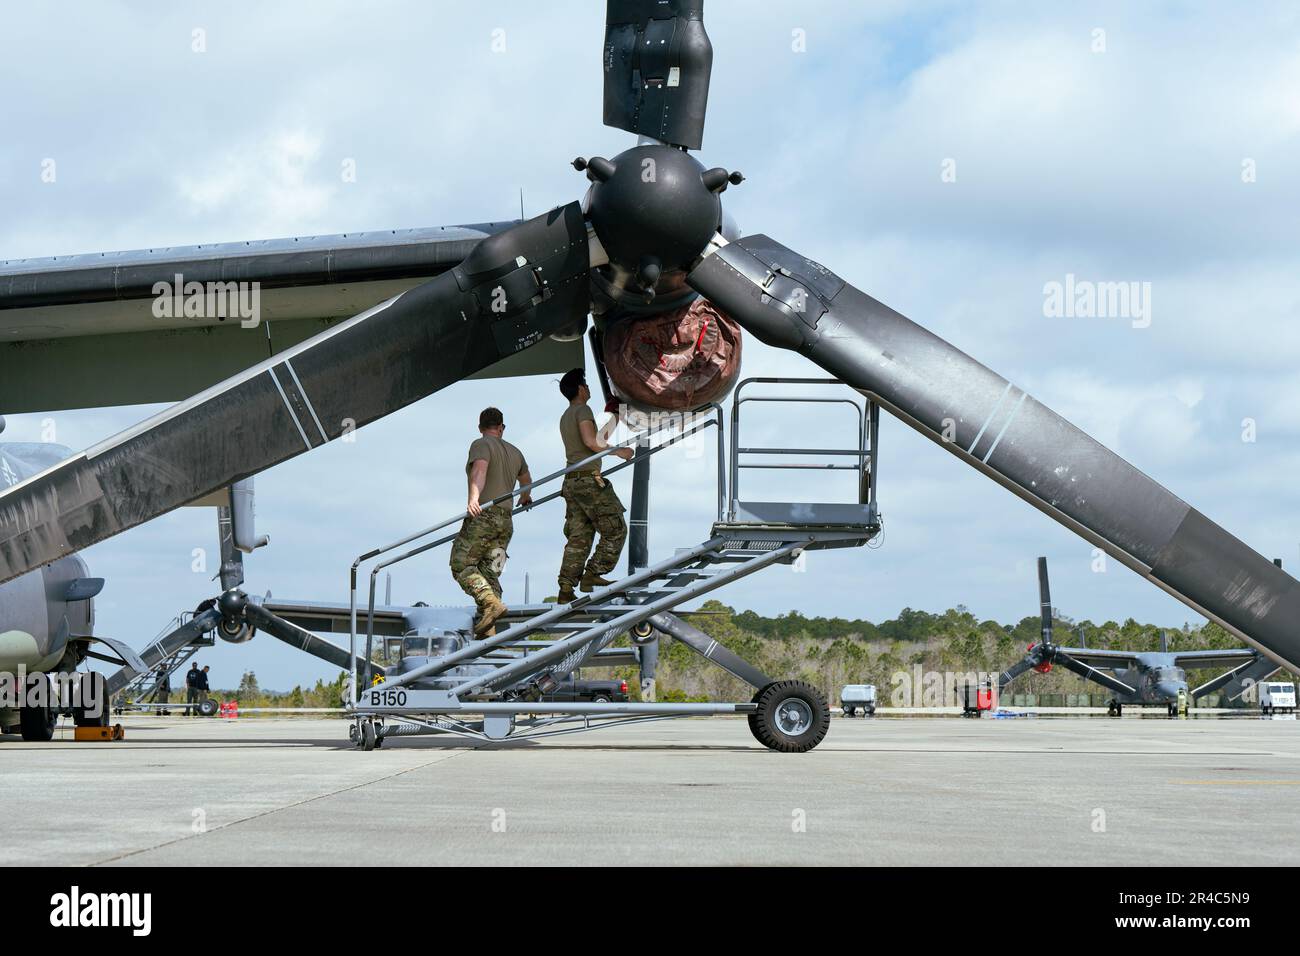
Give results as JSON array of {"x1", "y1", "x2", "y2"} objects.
[{"x1": 727, "y1": 377, "x2": 878, "y2": 521}]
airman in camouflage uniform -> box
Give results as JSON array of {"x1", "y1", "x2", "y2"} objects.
[
  {"x1": 555, "y1": 369, "x2": 633, "y2": 604},
  {"x1": 450, "y1": 407, "x2": 532, "y2": 635}
]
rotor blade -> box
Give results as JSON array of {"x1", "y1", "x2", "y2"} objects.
[
  {"x1": 688, "y1": 234, "x2": 1300, "y2": 671},
  {"x1": 1194, "y1": 654, "x2": 1280, "y2": 702},
  {"x1": 603, "y1": 0, "x2": 712, "y2": 150},
  {"x1": 242, "y1": 599, "x2": 375, "y2": 675},
  {"x1": 997, "y1": 655, "x2": 1038, "y2": 692},
  {"x1": 1037, "y1": 556, "x2": 1053, "y2": 645},
  {"x1": 0, "y1": 203, "x2": 592, "y2": 585},
  {"x1": 1053, "y1": 651, "x2": 1137, "y2": 696}
]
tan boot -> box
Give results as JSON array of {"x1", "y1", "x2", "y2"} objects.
[
  {"x1": 474, "y1": 594, "x2": 507, "y2": 635},
  {"x1": 579, "y1": 571, "x2": 615, "y2": 593}
]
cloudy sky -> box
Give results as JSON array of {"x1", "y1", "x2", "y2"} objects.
[{"x1": 2, "y1": 1, "x2": 1298, "y2": 690}]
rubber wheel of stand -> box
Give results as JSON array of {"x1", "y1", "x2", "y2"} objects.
[{"x1": 749, "y1": 681, "x2": 830, "y2": 753}]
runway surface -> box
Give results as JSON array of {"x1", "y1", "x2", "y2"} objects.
[{"x1": 2, "y1": 713, "x2": 1295, "y2": 866}]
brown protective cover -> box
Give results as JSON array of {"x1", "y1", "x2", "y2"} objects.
[{"x1": 602, "y1": 297, "x2": 743, "y2": 411}]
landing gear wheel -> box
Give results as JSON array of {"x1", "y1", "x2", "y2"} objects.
[
  {"x1": 749, "y1": 681, "x2": 830, "y2": 753},
  {"x1": 19, "y1": 675, "x2": 56, "y2": 742},
  {"x1": 361, "y1": 721, "x2": 376, "y2": 752}
]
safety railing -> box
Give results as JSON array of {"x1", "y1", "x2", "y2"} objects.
[
  {"x1": 346, "y1": 403, "x2": 726, "y2": 703},
  {"x1": 727, "y1": 377, "x2": 879, "y2": 523}
]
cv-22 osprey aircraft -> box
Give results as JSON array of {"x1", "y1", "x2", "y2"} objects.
[
  {"x1": 999, "y1": 558, "x2": 1280, "y2": 716},
  {"x1": 0, "y1": 428, "x2": 153, "y2": 737},
  {"x1": 2, "y1": 1, "x2": 1298, "y2": 749}
]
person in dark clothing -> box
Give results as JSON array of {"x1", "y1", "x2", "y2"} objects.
[
  {"x1": 185, "y1": 663, "x2": 202, "y2": 716},
  {"x1": 155, "y1": 665, "x2": 171, "y2": 716}
]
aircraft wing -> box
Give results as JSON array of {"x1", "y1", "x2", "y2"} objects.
[
  {"x1": 1060, "y1": 648, "x2": 1142, "y2": 669},
  {"x1": 260, "y1": 598, "x2": 408, "y2": 638},
  {"x1": 0, "y1": 223, "x2": 583, "y2": 414},
  {"x1": 1173, "y1": 648, "x2": 1263, "y2": 669}
]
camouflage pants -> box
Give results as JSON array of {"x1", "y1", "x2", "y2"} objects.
[
  {"x1": 558, "y1": 473, "x2": 627, "y2": 589},
  {"x1": 450, "y1": 505, "x2": 513, "y2": 610}
]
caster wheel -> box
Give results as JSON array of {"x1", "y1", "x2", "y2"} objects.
[
  {"x1": 748, "y1": 681, "x2": 830, "y2": 753},
  {"x1": 361, "y1": 721, "x2": 376, "y2": 752}
]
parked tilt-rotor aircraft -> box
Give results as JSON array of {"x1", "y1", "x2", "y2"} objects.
[
  {"x1": 2, "y1": 1, "x2": 1297, "y2": 717},
  {"x1": 999, "y1": 558, "x2": 1277, "y2": 716}
]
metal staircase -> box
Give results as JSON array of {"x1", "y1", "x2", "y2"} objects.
[
  {"x1": 113, "y1": 613, "x2": 215, "y2": 704},
  {"x1": 345, "y1": 378, "x2": 882, "y2": 752}
]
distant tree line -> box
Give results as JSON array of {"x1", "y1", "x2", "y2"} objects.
[{"x1": 603, "y1": 602, "x2": 1291, "y2": 706}]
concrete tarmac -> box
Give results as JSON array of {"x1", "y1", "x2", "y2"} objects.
[{"x1": 2, "y1": 713, "x2": 1296, "y2": 866}]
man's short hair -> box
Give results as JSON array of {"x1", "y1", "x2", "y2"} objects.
[
  {"x1": 478, "y1": 407, "x2": 504, "y2": 429},
  {"x1": 559, "y1": 368, "x2": 586, "y2": 401}
]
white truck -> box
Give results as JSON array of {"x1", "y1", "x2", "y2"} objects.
[{"x1": 1259, "y1": 681, "x2": 1296, "y2": 715}]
